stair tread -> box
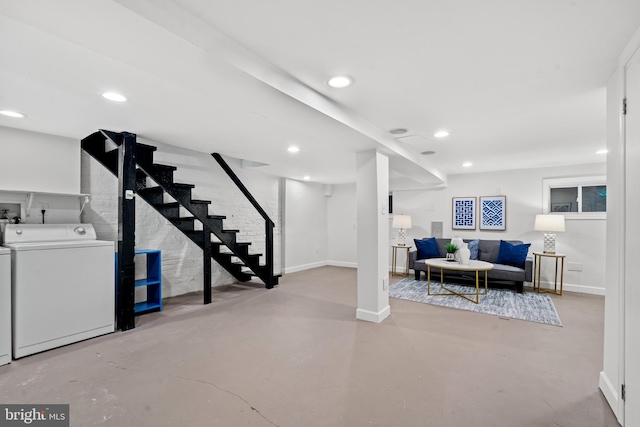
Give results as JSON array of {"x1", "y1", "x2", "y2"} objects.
[
  {"x1": 222, "y1": 229, "x2": 239, "y2": 233},
  {"x1": 166, "y1": 216, "x2": 228, "y2": 223},
  {"x1": 140, "y1": 183, "x2": 194, "y2": 192},
  {"x1": 153, "y1": 200, "x2": 211, "y2": 206},
  {"x1": 220, "y1": 252, "x2": 262, "y2": 258},
  {"x1": 170, "y1": 183, "x2": 196, "y2": 189},
  {"x1": 147, "y1": 163, "x2": 177, "y2": 171},
  {"x1": 213, "y1": 241, "x2": 251, "y2": 247},
  {"x1": 136, "y1": 142, "x2": 157, "y2": 152}
]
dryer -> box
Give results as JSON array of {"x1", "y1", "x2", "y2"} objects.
[
  {"x1": 4, "y1": 224, "x2": 114, "y2": 358},
  {"x1": 0, "y1": 246, "x2": 10, "y2": 365}
]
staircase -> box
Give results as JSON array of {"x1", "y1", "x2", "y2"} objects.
[{"x1": 82, "y1": 129, "x2": 279, "y2": 295}]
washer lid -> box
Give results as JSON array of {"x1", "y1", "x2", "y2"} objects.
[{"x1": 0, "y1": 246, "x2": 9, "y2": 255}]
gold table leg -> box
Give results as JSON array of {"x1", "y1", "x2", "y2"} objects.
[{"x1": 427, "y1": 265, "x2": 487, "y2": 304}]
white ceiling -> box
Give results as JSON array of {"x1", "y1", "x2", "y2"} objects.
[{"x1": 1, "y1": 0, "x2": 639, "y2": 188}]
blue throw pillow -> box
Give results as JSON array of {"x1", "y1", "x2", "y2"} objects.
[
  {"x1": 414, "y1": 238, "x2": 440, "y2": 259},
  {"x1": 468, "y1": 239, "x2": 480, "y2": 260},
  {"x1": 495, "y1": 240, "x2": 531, "y2": 268}
]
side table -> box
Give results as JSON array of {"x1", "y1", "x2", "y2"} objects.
[
  {"x1": 533, "y1": 252, "x2": 566, "y2": 295},
  {"x1": 391, "y1": 245, "x2": 411, "y2": 277}
]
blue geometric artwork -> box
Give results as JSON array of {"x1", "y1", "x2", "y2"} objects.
[
  {"x1": 480, "y1": 196, "x2": 506, "y2": 231},
  {"x1": 452, "y1": 197, "x2": 476, "y2": 230}
]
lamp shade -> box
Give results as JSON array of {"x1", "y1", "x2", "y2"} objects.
[
  {"x1": 534, "y1": 214, "x2": 565, "y2": 232},
  {"x1": 392, "y1": 214, "x2": 412, "y2": 229}
]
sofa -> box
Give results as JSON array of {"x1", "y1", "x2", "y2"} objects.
[{"x1": 409, "y1": 238, "x2": 533, "y2": 293}]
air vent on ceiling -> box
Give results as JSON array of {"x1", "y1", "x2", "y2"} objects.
[{"x1": 389, "y1": 128, "x2": 408, "y2": 135}]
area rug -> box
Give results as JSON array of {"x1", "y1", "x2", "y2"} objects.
[{"x1": 389, "y1": 278, "x2": 562, "y2": 326}]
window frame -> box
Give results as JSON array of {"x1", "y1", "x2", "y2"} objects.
[{"x1": 542, "y1": 175, "x2": 606, "y2": 220}]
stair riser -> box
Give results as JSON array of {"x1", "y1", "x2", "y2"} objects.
[
  {"x1": 186, "y1": 234, "x2": 204, "y2": 245},
  {"x1": 139, "y1": 190, "x2": 164, "y2": 205},
  {"x1": 135, "y1": 179, "x2": 147, "y2": 192},
  {"x1": 150, "y1": 169, "x2": 175, "y2": 185},
  {"x1": 96, "y1": 150, "x2": 119, "y2": 175},
  {"x1": 167, "y1": 188, "x2": 193, "y2": 202},
  {"x1": 154, "y1": 205, "x2": 180, "y2": 218},
  {"x1": 81, "y1": 133, "x2": 108, "y2": 154},
  {"x1": 185, "y1": 204, "x2": 209, "y2": 218},
  {"x1": 170, "y1": 219, "x2": 196, "y2": 231},
  {"x1": 136, "y1": 150, "x2": 153, "y2": 171}
]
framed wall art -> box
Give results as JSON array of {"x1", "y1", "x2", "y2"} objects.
[
  {"x1": 479, "y1": 195, "x2": 506, "y2": 231},
  {"x1": 452, "y1": 197, "x2": 476, "y2": 230}
]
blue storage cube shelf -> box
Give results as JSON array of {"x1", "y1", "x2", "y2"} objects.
[{"x1": 115, "y1": 249, "x2": 162, "y2": 314}]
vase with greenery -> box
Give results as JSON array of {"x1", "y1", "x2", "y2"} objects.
[{"x1": 445, "y1": 243, "x2": 458, "y2": 261}]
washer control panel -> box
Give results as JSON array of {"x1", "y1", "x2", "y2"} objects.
[{"x1": 4, "y1": 224, "x2": 97, "y2": 244}]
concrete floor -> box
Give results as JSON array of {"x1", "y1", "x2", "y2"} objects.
[{"x1": 0, "y1": 266, "x2": 618, "y2": 426}]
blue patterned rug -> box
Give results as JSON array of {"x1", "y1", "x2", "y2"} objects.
[{"x1": 389, "y1": 278, "x2": 562, "y2": 326}]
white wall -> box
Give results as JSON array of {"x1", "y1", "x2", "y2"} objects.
[
  {"x1": 0, "y1": 126, "x2": 80, "y2": 194},
  {"x1": 325, "y1": 163, "x2": 607, "y2": 294},
  {"x1": 283, "y1": 179, "x2": 328, "y2": 273},
  {"x1": 81, "y1": 137, "x2": 282, "y2": 298},
  {"x1": 0, "y1": 127, "x2": 85, "y2": 229},
  {"x1": 327, "y1": 183, "x2": 357, "y2": 267},
  {"x1": 393, "y1": 163, "x2": 607, "y2": 294}
]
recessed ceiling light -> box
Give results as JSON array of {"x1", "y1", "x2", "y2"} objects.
[
  {"x1": 0, "y1": 110, "x2": 26, "y2": 118},
  {"x1": 326, "y1": 75, "x2": 354, "y2": 88},
  {"x1": 462, "y1": 162, "x2": 472, "y2": 167},
  {"x1": 389, "y1": 128, "x2": 408, "y2": 135},
  {"x1": 421, "y1": 150, "x2": 436, "y2": 156},
  {"x1": 287, "y1": 146, "x2": 300, "y2": 153},
  {"x1": 101, "y1": 92, "x2": 127, "y2": 102},
  {"x1": 303, "y1": 176, "x2": 310, "y2": 181},
  {"x1": 596, "y1": 149, "x2": 608, "y2": 154},
  {"x1": 434, "y1": 131, "x2": 449, "y2": 138}
]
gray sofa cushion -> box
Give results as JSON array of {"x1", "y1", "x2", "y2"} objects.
[{"x1": 489, "y1": 263, "x2": 528, "y2": 281}]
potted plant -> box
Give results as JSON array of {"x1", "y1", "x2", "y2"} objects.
[{"x1": 445, "y1": 243, "x2": 458, "y2": 262}]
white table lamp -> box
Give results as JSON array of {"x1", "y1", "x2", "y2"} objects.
[
  {"x1": 534, "y1": 214, "x2": 565, "y2": 254},
  {"x1": 392, "y1": 214, "x2": 412, "y2": 246}
]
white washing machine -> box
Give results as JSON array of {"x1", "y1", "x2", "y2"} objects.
[
  {"x1": 0, "y1": 246, "x2": 10, "y2": 365},
  {"x1": 4, "y1": 224, "x2": 115, "y2": 359}
]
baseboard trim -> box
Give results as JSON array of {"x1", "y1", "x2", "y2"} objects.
[
  {"x1": 284, "y1": 261, "x2": 327, "y2": 274},
  {"x1": 356, "y1": 305, "x2": 390, "y2": 323},
  {"x1": 537, "y1": 280, "x2": 605, "y2": 296},
  {"x1": 327, "y1": 261, "x2": 357, "y2": 268},
  {"x1": 388, "y1": 265, "x2": 409, "y2": 274},
  {"x1": 599, "y1": 371, "x2": 619, "y2": 419}
]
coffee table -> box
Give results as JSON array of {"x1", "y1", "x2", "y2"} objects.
[{"x1": 424, "y1": 258, "x2": 494, "y2": 304}]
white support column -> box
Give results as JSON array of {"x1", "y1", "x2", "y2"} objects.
[{"x1": 356, "y1": 150, "x2": 390, "y2": 323}]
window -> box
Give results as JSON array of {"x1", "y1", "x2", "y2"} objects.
[{"x1": 543, "y1": 176, "x2": 606, "y2": 219}]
